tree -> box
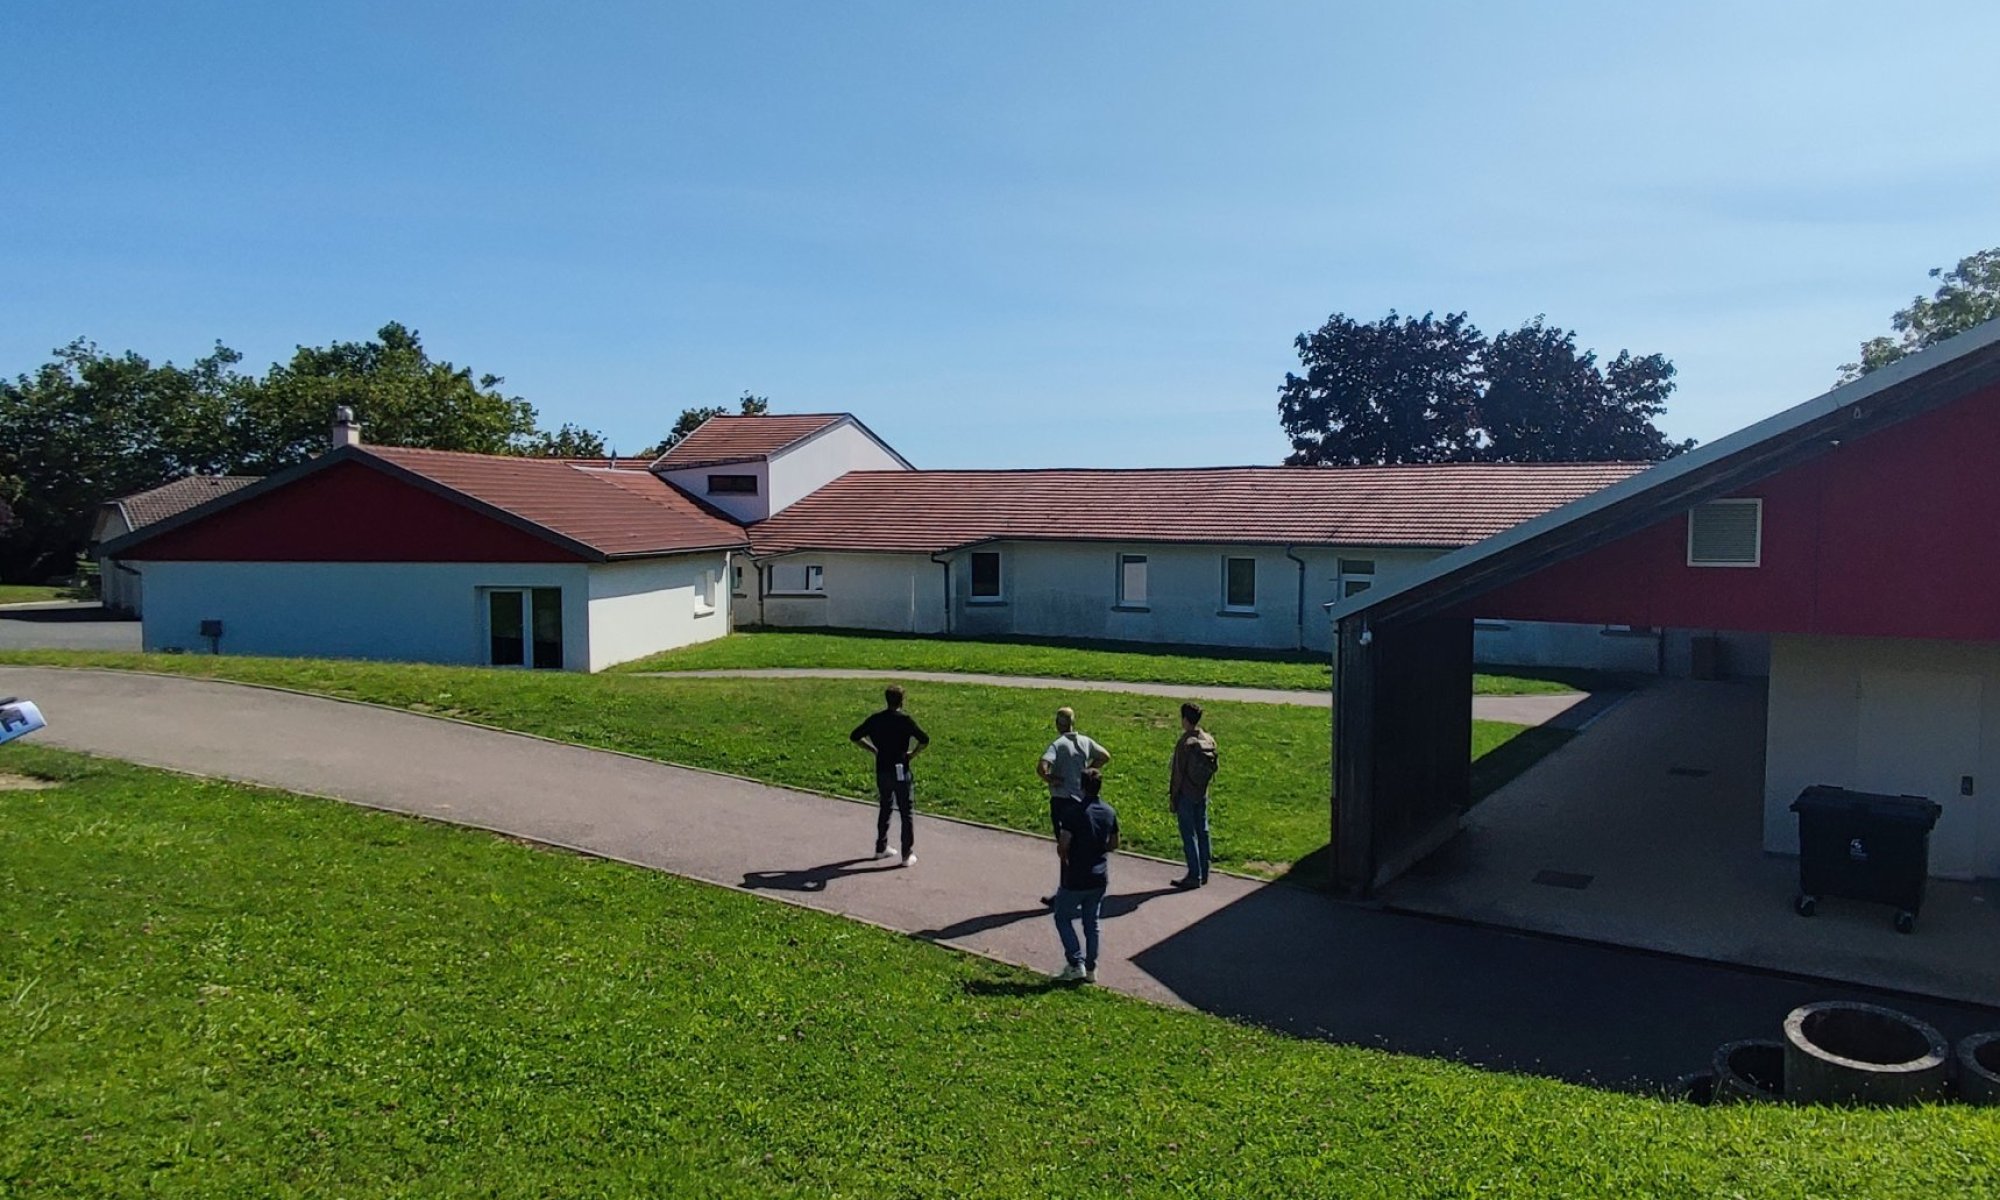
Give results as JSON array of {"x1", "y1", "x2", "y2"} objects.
[
  {"x1": 1841, "y1": 247, "x2": 2000, "y2": 382},
  {"x1": 1279, "y1": 310, "x2": 1691, "y2": 465},
  {"x1": 226, "y1": 322, "x2": 545, "y2": 472},
  {"x1": 1279, "y1": 312, "x2": 1485, "y2": 466},
  {"x1": 638, "y1": 392, "x2": 771, "y2": 459},
  {"x1": 1481, "y1": 318, "x2": 1692, "y2": 462},
  {"x1": 526, "y1": 423, "x2": 610, "y2": 458}
]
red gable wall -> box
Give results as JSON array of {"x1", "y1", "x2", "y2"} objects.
[
  {"x1": 129, "y1": 460, "x2": 583, "y2": 563},
  {"x1": 1468, "y1": 382, "x2": 2000, "y2": 641}
]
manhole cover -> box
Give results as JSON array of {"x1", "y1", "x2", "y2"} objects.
[
  {"x1": 1532, "y1": 869, "x2": 1594, "y2": 890},
  {"x1": 1668, "y1": 766, "x2": 1711, "y2": 778}
]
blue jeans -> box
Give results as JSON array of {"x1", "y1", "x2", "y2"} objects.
[
  {"x1": 1053, "y1": 886, "x2": 1105, "y2": 968},
  {"x1": 1175, "y1": 797, "x2": 1211, "y2": 883}
]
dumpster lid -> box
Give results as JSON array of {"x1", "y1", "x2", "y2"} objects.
[{"x1": 1791, "y1": 785, "x2": 1943, "y2": 825}]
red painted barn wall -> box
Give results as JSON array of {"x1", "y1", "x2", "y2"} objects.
[
  {"x1": 131, "y1": 460, "x2": 583, "y2": 563},
  {"x1": 1468, "y1": 383, "x2": 2000, "y2": 641}
]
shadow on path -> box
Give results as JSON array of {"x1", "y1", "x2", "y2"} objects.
[
  {"x1": 1130, "y1": 877, "x2": 2000, "y2": 1091},
  {"x1": 0, "y1": 604, "x2": 132, "y2": 625},
  {"x1": 914, "y1": 886, "x2": 1181, "y2": 942},
  {"x1": 740, "y1": 857, "x2": 903, "y2": 892}
]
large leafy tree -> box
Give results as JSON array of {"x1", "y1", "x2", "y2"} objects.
[
  {"x1": 638, "y1": 392, "x2": 770, "y2": 459},
  {"x1": 1279, "y1": 310, "x2": 1690, "y2": 465},
  {"x1": 1841, "y1": 247, "x2": 2000, "y2": 382},
  {"x1": 526, "y1": 424, "x2": 611, "y2": 458}
]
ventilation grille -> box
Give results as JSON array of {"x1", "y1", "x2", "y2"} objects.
[{"x1": 1688, "y1": 500, "x2": 1761, "y2": 566}]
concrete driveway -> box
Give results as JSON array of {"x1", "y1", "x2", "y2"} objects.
[
  {"x1": 7, "y1": 664, "x2": 1996, "y2": 1091},
  {"x1": 0, "y1": 602, "x2": 141, "y2": 651}
]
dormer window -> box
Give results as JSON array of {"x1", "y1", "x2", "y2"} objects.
[{"x1": 708, "y1": 474, "x2": 758, "y2": 495}]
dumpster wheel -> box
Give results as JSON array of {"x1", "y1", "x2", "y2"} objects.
[
  {"x1": 1895, "y1": 910, "x2": 1916, "y2": 934},
  {"x1": 1793, "y1": 893, "x2": 1816, "y2": 917}
]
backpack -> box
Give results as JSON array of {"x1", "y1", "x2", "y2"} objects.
[{"x1": 1182, "y1": 733, "x2": 1218, "y2": 792}]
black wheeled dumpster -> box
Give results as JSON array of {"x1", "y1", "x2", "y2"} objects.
[{"x1": 1790, "y1": 786, "x2": 1942, "y2": 933}]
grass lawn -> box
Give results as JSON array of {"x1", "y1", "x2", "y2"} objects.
[
  {"x1": 616, "y1": 628, "x2": 1595, "y2": 696},
  {"x1": 0, "y1": 651, "x2": 1560, "y2": 877},
  {"x1": 0, "y1": 584, "x2": 85, "y2": 605},
  {"x1": 3, "y1": 747, "x2": 1993, "y2": 1199}
]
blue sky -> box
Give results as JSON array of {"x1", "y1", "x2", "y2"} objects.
[{"x1": 4, "y1": 2, "x2": 1995, "y2": 467}]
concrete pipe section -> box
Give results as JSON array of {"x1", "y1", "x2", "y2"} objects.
[
  {"x1": 1711, "y1": 1039, "x2": 1784, "y2": 1104},
  {"x1": 1782, "y1": 1001, "x2": 1950, "y2": 1106},
  {"x1": 1956, "y1": 1032, "x2": 2000, "y2": 1106}
]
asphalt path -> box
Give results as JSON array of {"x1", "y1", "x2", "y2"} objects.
[{"x1": 8, "y1": 664, "x2": 1993, "y2": 1091}]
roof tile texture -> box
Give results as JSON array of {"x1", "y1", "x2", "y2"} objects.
[
  {"x1": 115, "y1": 476, "x2": 260, "y2": 529},
  {"x1": 749, "y1": 464, "x2": 1648, "y2": 554},
  {"x1": 653, "y1": 414, "x2": 846, "y2": 469},
  {"x1": 364, "y1": 447, "x2": 747, "y2": 557}
]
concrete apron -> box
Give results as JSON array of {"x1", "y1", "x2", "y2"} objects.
[{"x1": 1383, "y1": 678, "x2": 2000, "y2": 1008}]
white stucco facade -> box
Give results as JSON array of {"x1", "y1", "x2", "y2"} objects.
[
  {"x1": 657, "y1": 419, "x2": 910, "y2": 525},
  {"x1": 1765, "y1": 634, "x2": 2000, "y2": 880},
  {"x1": 92, "y1": 509, "x2": 143, "y2": 614},
  {"x1": 131, "y1": 554, "x2": 731, "y2": 673}
]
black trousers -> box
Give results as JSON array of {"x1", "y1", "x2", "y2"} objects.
[{"x1": 876, "y1": 771, "x2": 914, "y2": 854}]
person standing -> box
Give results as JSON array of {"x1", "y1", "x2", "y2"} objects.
[
  {"x1": 1168, "y1": 702, "x2": 1218, "y2": 889},
  {"x1": 1053, "y1": 768, "x2": 1119, "y2": 983},
  {"x1": 1037, "y1": 706, "x2": 1110, "y2": 903},
  {"x1": 850, "y1": 685, "x2": 929, "y2": 867}
]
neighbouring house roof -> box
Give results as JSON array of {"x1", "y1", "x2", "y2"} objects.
[
  {"x1": 650, "y1": 413, "x2": 915, "y2": 471},
  {"x1": 1324, "y1": 316, "x2": 2000, "y2": 630},
  {"x1": 747, "y1": 463, "x2": 1648, "y2": 556},
  {"x1": 103, "y1": 445, "x2": 750, "y2": 562},
  {"x1": 106, "y1": 475, "x2": 260, "y2": 533}
]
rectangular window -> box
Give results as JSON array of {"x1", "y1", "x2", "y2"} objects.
[
  {"x1": 1337, "y1": 557, "x2": 1375, "y2": 599},
  {"x1": 694, "y1": 569, "x2": 717, "y2": 616},
  {"x1": 1687, "y1": 499, "x2": 1762, "y2": 566},
  {"x1": 1117, "y1": 554, "x2": 1149, "y2": 609},
  {"x1": 732, "y1": 563, "x2": 745, "y2": 594},
  {"x1": 707, "y1": 474, "x2": 758, "y2": 495},
  {"x1": 1223, "y1": 556, "x2": 1257, "y2": 611},
  {"x1": 767, "y1": 563, "x2": 825, "y2": 594},
  {"x1": 970, "y1": 551, "x2": 1003, "y2": 601},
  {"x1": 486, "y1": 587, "x2": 564, "y2": 669}
]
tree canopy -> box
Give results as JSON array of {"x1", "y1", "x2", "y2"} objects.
[
  {"x1": 638, "y1": 392, "x2": 771, "y2": 459},
  {"x1": 1279, "y1": 310, "x2": 1693, "y2": 466},
  {"x1": 0, "y1": 324, "x2": 613, "y2": 580},
  {"x1": 1840, "y1": 246, "x2": 2000, "y2": 382}
]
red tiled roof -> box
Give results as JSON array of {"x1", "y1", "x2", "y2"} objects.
[
  {"x1": 652, "y1": 414, "x2": 848, "y2": 469},
  {"x1": 364, "y1": 447, "x2": 747, "y2": 557},
  {"x1": 113, "y1": 475, "x2": 260, "y2": 529},
  {"x1": 749, "y1": 463, "x2": 1649, "y2": 555}
]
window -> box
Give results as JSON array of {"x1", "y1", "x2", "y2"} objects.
[
  {"x1": 1117, "y1": 554, "x2": 1149, "y2": 609},
  {"x1": 1223, "y1": 556, "x2": 1257, "y2": 611},
  {"x1": 694, "y1": 569, "x2": 718, "y2": 616},
  {"x1": 707, "y1": 474, "x2": 758, "y2": 495},
  {"x1": 732, "y1": 563, "x2": 746, "y2": 595},
  {"x1": 486, "y1": 587, "x2": 563, "y2": 669},
  {"x1": 1688, "y1": 499, "x2": 1762, "y2": 566},
  {"x1": 766, "y1": 563, "x2": 826, "y2": 594},
  {"x1": 1337, "y1": 557, "x2": 1375, "y2": 599},
  {"x1": 970, "y1": 551, "x2": 1003, "y2": 601}
]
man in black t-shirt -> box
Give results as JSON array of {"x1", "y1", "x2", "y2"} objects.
[
  {"x1": 850, "y1": 685, "x2": 930, "y2": 867},
  {"x1": 1053, "y1": 768, "x2": 1119, "y2": 983}
]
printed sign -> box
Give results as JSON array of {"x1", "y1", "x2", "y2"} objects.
[{"x1": 0, "y1": 698, "x2": 47, "y2": 746}]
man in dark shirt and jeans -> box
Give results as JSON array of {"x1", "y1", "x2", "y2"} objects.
[
  {"x1": 1053, "y1": 768, "x2": 1119, "y2": 983},
  {"x1": 850, "y1": 685, "x2": 930, "y2": 867}
]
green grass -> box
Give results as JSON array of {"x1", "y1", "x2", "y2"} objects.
[
  {"x1": 3, "y1": 746, "x2": 1994, "y2": 1199},
  {"x1": 0, "y1": 584, "x2": 85, "y2": 605},
  {"x1": 616, "y1": 628, "x2": 1594, "y2": 695},
  {"x1": 0, "y1": 651, "x2": 1565, "y2": 876}
]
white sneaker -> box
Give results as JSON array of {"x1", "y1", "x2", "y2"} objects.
[
  {"x1": 874, "y1": 848, "x2": 895, "y2": 861},
  {"x1": 1083, "y1": 967, "x2": 1098, "y2": 984},
  {"x1": 901, "y1": 852, "x2": 917, "y2": 868},
  {"x1": 1056, "y1": 963, "x2": 1086, "y2": 982}
]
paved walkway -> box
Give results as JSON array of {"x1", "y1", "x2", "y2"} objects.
[
  {"x1": 638, "y1": 667, "x2": 1603, "y2": 728},
  {"x1": 7, "y1": 665, "x2": 1994, "y2": 1090},
  {"x1": 0, "y1": 602, "x2": 141, "y2": 652}
]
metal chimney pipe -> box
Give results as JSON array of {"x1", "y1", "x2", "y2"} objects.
[{"x1": 331, "y1": 405, "x2": 363, "y2": 449}]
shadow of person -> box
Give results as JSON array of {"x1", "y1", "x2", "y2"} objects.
[
  {"x1": 740, "y1": 857, "x2": 899, "y2": 893},
  {"x1": 959, "y1": 976, "x2": 1078, "y2": 998},
  {"x1": 915, "y1": 886, "x2": 1182, "y2": 942}
]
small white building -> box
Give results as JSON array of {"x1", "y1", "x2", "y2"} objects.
[
  {"x1": 102, "y1": 415, "x2": 746, "y2": 672},
  {"x1": 91, "y1": 476, "x2": 259, "y2": 615}
]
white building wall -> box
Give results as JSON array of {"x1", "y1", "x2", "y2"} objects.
[
  {"x1": 133, "y1": 560, "x2": 594, "y2": 670},
  {"x1": 93, "y1": 511, "x2": 142, "y2": 614},
  {"x1": 764, "y1": 422, "x2": 910, "y2": 514},
  {"x1": 584, "y1": 553, "x2": 734, "y2": 671},
  {"x1": 657, "y1": 461, "x2": 771, "y2": 524},
  {"x1": 750, "y1": 551, "x2": 945, "y2": 634},
  {"x1": 1765, "y1": 634, "x2": 2000, "y2": 880}
]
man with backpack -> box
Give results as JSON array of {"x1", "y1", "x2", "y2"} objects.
[
  {"x1": 1037, "y1": 706, "x2": 1110, "y2": 904},
  {"x1": 1168, "y1": 702, "x2": 1218, "y2": 889}
]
